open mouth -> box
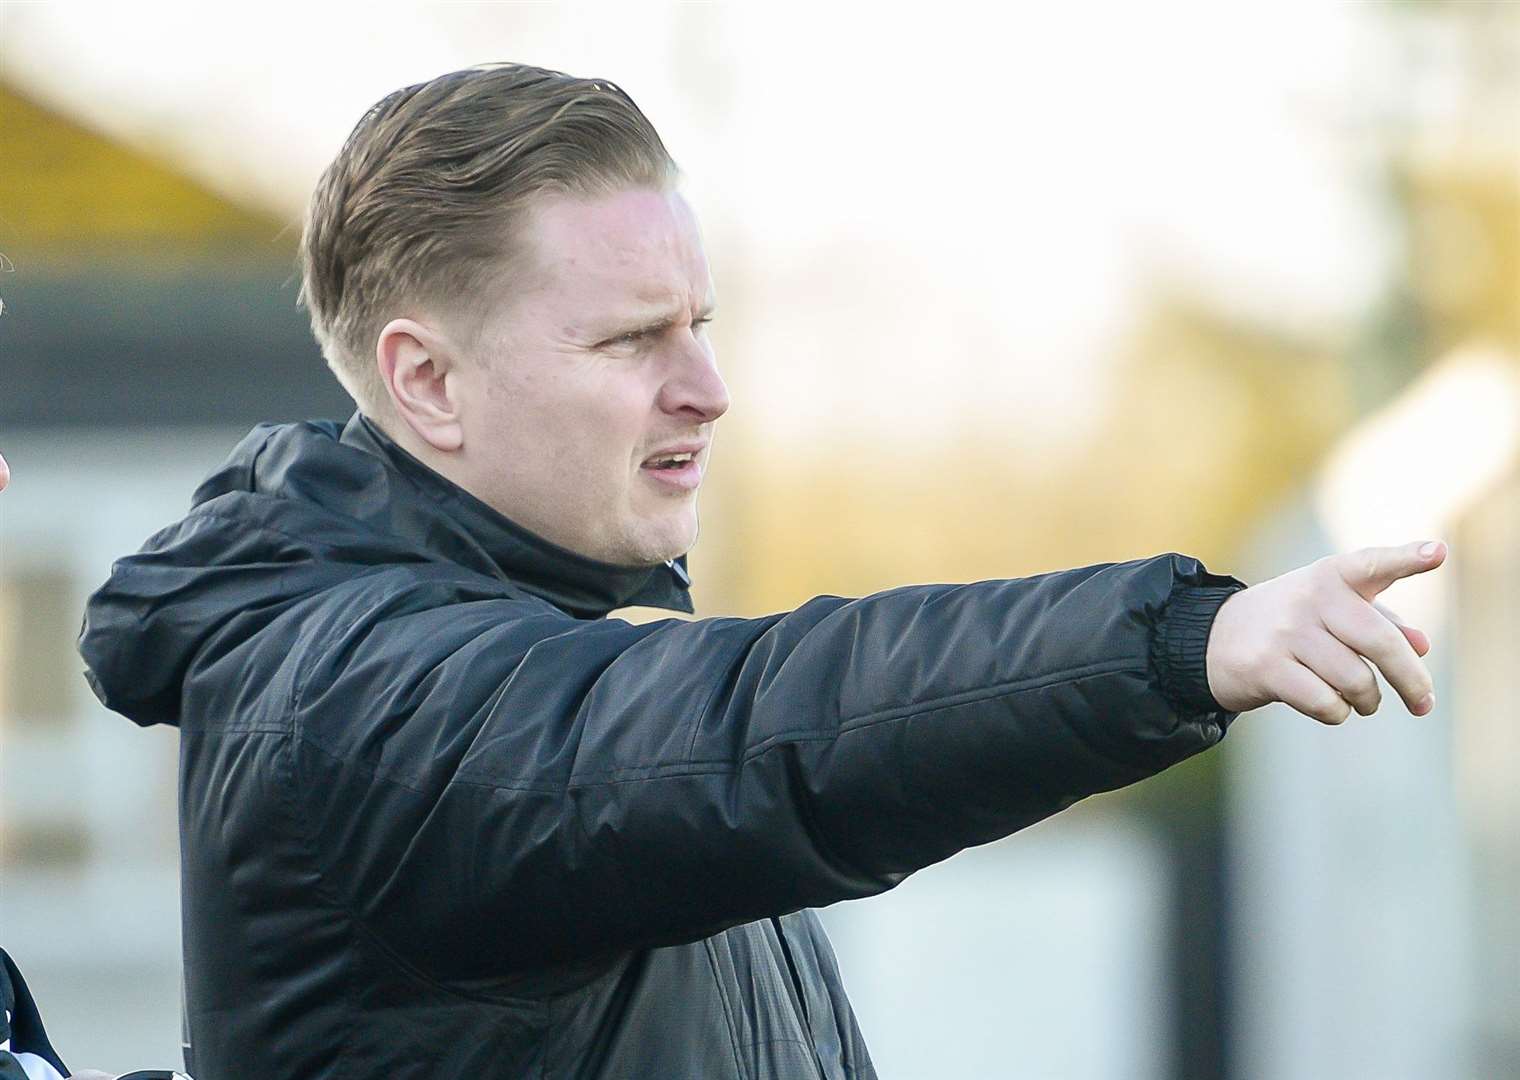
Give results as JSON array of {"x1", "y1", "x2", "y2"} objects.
[
  {"x1": 643, "y1": 452, "x2": 696, "y2": 471},
  {"x1": 639, "y1": 448, "x2": 703, "y2": 491}
]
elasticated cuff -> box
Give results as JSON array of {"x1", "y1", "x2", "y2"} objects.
[{"x1": 1151, "y1": 584, "x2": 1246, "y2": 716}]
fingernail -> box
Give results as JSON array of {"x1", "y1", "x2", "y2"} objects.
[
  {"x1": 1415, "y1": 692, "x2": 1435, "y2": 714},
  {"x1": 1419, "y1": 541, "x2": 1441, "y2": 558}
]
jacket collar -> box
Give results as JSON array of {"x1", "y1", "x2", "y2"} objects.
[{"x1": 340, "y1": 412, "x2": 694, "y2": 619}]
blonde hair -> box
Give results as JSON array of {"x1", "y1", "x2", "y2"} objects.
[{"x1": 298, "y1": 63, "x2": 677, "y2": 413}]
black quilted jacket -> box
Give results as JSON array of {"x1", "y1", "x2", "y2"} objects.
[{"x1": 79, "y1": 413, "x2": 1246, "y2": 1079}]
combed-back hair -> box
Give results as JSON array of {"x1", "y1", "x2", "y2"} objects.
[{"x1": 298, "y1": 63, "x2": 678, "y2": 413}]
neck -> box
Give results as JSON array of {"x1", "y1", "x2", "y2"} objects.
[{"x1": 365, "y1": 408, "x2": 474, "y2": 496}]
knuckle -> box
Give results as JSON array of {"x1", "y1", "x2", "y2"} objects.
[
  {"x1": 1273, "y1": 593, "x2": 1315, "y2": 634},
  {"x1": 1314, "y1": 689, "x2": 1350, "y2": 724},
  {"x1": 1396, "y1": 665, "x2": 1434, "y2": 703},
  {"x1": 1305, "y1": 560, "x2": 1335, "y2": 589},
  {"x1": 1346, "y1": 604, "x2": 1399, "y2": 658},
  {"x1": 1293, "y1": 624, "x2": 1326, "y2": 654},
  {"x1": 1264, "y1": 621, "x2": 1289, "y2": 652},
  {"x1": 1377, "y1": 617, "x2": 1407, "y2": 651},
  {"x1": 1297, "y1": 576, "x2": 1333, "y2": 617}
]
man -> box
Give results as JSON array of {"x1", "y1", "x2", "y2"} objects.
[{"x1": 78, "y1": 64, "x2": 1442, "y2": 1079}]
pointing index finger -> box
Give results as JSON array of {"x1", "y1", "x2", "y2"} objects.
[{"x1": 1336, "y1": 540, "x2": 1447, "y2": 600}]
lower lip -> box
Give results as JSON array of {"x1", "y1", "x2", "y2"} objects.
[{"x1": 640, "y1": 459, "x2": 702, "y2": 492}]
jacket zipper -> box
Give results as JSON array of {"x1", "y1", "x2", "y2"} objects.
[{"x1": 770, "y1": 916, "x2": 831, "y2": 1078}]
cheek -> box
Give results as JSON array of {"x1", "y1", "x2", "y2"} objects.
[
  {"x1": 580, "y1": 382, "x2": 660, "y2": 468},
  {"x1": 480, "y1": 358, "x2": 656, "y2": 486}
]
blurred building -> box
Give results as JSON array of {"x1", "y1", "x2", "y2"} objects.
[
  {"x1": 0, "y1": 82, "x2": 350, "y2": 1067},
  {"x1": 1227, "y1": 6, "x2": 1520, "y2": 1077}
]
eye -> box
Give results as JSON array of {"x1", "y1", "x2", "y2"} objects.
[{"x1": 600, "y1": 328, "x2": 650, "y2": 349}]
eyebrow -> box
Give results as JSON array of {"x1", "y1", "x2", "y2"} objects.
[{"x1": 590, "y1": 301, "x2": 717, "y2": 342}]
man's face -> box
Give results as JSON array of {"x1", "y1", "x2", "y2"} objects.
[{"x1": 450, "y1": 186, "x2": 728, "y2": 567}]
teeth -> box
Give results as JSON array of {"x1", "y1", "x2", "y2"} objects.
[{"x1": 648, "y1": 452, "x2": 694, "y2": 466}]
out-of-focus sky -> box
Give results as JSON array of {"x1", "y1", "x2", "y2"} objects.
[
  {"x1": 0, "y1": 1, "x2": 1393, "y2": 450},
  {"x1": 3, "y1": 1, "x2": 1515, "y2": 611}
]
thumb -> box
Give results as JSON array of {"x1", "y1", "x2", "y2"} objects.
[{"x1": 1336, "y1": 539, "x2": 1447, "y2": 600}]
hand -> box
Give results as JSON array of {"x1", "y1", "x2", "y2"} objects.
[{"x1": 1205, "y1": 540, "x2": 1445, "y2": 724}]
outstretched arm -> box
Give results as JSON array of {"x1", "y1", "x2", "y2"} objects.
[{"x1": 288, "y1": 552, "x2": 1244, "y2": 980}]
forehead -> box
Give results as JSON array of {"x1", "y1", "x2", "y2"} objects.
[{"x1": 518, "y1": 187, "x2": 713, "y2": 311}]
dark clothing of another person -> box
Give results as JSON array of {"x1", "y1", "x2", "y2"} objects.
[
  {"x1": 79, "y1": 413, "x2": 1246, "y2": 1079},
  {"x1": 1, "y1": 948, "x2": 68, "y2": 1080}
]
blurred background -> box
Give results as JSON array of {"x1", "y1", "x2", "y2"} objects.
[{"x1": 0, "y1": 2, "x2": 1516, "y2": 1077}]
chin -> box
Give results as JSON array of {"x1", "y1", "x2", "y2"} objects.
[{"x1": 620, "y1": 511, "x2": 698, "y2": 567}]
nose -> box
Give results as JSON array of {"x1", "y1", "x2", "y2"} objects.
[{"x1": 658, "y1": 335, "x2": 730, "y2": 423}]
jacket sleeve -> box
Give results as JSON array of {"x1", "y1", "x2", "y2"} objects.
[{"x1": 288, "y1": 553, "x2": 1245, "y2": 979}]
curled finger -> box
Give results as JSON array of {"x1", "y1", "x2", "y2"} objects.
[
  {"x1": 1323, "y1": 593, "x2": 1434, "y2": 714},
  {"x1": 1372, "y1": 600, "x2": 1430, "y2": 657},
  {"x1": 1292, "y1": 630, "x2": 1382, "y2": 716},
  {"x1": 1272, "y1": 659, "x2": 1353, "y2": 726}
]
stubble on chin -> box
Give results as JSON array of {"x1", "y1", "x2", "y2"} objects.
[{"x1": 613, "y1": 499, "x2": 700, "y2": 568}]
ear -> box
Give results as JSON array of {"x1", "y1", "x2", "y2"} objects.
[{"x1": 376, "y1": 317, "x2": 464, "y2": 453}]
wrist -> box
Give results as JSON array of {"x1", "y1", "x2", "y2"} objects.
[{"x1": 1151, "y1": 583, "x2": 1245, "y2": 716}]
